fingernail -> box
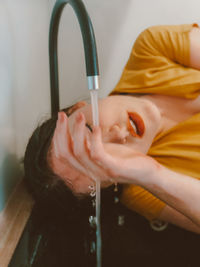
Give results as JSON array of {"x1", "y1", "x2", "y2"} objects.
[
  {"x1": 76, "y1": 112, "x2": 84, "y2": 122},
  {"x1": 58, "y1": 112, "x2": 64, "y2": 122}
]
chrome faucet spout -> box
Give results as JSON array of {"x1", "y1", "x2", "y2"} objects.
[{"x1": 49, "y1": 0, "x2": 99, "y2": 116}]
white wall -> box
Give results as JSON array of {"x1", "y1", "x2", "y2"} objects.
[
  {"x1": 0, "y1": 2, "x2": 17, "y2": 211},
  {"x1": 0, "y1": 0, "x2": 200, "y2": 210},
  {"x1": 0, "y1": 0, "x2": 50, "y2": 211},
  {"x1": 56, "y1": 0, "x2": 200, "y2": 104}
]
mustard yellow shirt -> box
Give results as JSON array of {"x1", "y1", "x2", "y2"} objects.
[{"x1": 110, "y1": 24, "x2": 200, "y2": 220}]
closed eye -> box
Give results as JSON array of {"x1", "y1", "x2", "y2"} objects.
[{"x1": 85, "y1": 123, "x2": 93, "y2": 132}]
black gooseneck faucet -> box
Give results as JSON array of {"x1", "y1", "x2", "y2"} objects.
[{"x1": 49, "y1": 0, "x2": 99, "y2": 117}]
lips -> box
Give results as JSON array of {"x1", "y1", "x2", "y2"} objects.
[{"x1": 127, "y1": 112, "x2": 145, "y2": 138}]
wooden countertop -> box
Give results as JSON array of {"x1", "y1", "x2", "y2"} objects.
[{"x1": 0, "y1": 179, "x2": 34, "y2": 267}]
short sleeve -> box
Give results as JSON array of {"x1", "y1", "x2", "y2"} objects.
[
  {"x1": 120, "y1": 184, "x2": 166, "y2": 221},
  {"x1": 110, "y1": 24, "x2": 200, "y2": 99}
]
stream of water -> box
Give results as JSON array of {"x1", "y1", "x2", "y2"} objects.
[{"x1": 90, "y1": 89, "x2": 101, "y2": 267}]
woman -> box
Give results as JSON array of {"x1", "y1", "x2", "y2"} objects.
[{"x1": 25, "y1": 24, "x2": 200, "y2": 237}]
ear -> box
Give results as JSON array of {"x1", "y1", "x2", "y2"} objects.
[{"x1": 67, "y1": 101, "x2": 87, "y2": 116}]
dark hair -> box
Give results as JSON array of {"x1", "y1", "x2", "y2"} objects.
[
  {"x1": 24, "y1": 108, "x2": 122, "y2": 221},
  {"x1": 24, "y1": 112, "x2": 123, "y2": 266},
  {"x1": 24, "y1": 113, "x2": 91, "y2": 218}
]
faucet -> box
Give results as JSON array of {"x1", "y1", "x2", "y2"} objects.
[{"x1": 49, "y1": 0, "x2": 99, "y2": 116}]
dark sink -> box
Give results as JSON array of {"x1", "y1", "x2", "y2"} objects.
[{"x1": 9, "y1": 201, "x2": 200, "y2": 267}]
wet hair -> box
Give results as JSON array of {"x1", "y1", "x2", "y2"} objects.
[
  {"x1": 24, "y1": 107, "x2": 122, "y2": 221},
  {"x1": 24, "y1": 107, "x2": 90, "y2": 218},
  {"x1": 24, "y1": 109, "x2": 123, "y2": 265}
]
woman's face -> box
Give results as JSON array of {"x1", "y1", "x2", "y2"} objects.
[
  {"x1": 68, "y1": 95, "x2": 161, "y2": 154},
  {"x1": 49, "y1": 95, "x2": 162, "y2": 194}
]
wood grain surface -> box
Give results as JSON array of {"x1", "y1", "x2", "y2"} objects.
[{"x1": 0, "y1": 179, "x2": 34, "y2": 267}]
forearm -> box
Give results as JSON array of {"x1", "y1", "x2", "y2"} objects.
[
  {"x1": 140, "y1": 164, "x2": 200, "y2": 228},
  {"x1": 158, "y1": 205, "x2": 200, "y2": 234},
  {"x1": 189, "y1": 26, "x2": 200, "y2": 70}
]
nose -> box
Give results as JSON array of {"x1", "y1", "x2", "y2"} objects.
[{"x1": 107, "y1": 125, "x2": 129, "y2": 144}]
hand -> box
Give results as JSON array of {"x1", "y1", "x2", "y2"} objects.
[
  {"x1": 48, "y1": 111, "x2": 113, "y2": 195},
  {"x1": 88, "y1": 126, "x2": 159, "y2": 185},
  {"x1": 49, "y1": 111, "x2": 158, "y2": 194}
]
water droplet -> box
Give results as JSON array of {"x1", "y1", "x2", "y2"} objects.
[
  {"x1": 90, "y1": 191, "x2": 96, "y2": 197},
  {"x1": 89, "y1": 185, "x2": 96, "y2": 197},
  {"x1": 114, "y1": 197, "x2": 119, "y2": 203},
  {"x1": 92, "y1": 199, "x2": 96, "y2": 207},
  {"x1": 114, "y1": 182, "x2": 118, "y2": 192},
  {"x1": 89, "y1": 215, "x2": 96, "y2": 228},
  {"x1": 118, "y1": 215, "x2": 125, "y2": 226},
  {"x1": 90, "y1": 241, "x2": 96, "y2": 253}
]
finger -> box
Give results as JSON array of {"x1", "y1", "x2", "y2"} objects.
[
  {"x1": 89, "y1": 126, "x2": 105, "y2": 162},
  {"x1": 52, "y1": 112, "x2": 86, "y2": 174},
  {"x1": 72, "y1": 116, "x2": 111, "y2": 182},
  {"x1": 89, "y1": 126, "x2": 119, "y2": 178},
  {"x1": 53, "y1": 112, "x2": 73, "y2": 157},
  {"x1": 72, "y1": 112, "x2": 87, "y2": 158}
]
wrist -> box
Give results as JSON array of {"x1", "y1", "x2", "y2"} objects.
[{"x1": 135, "y1": 157, "x2": 163, "y2": 187}]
